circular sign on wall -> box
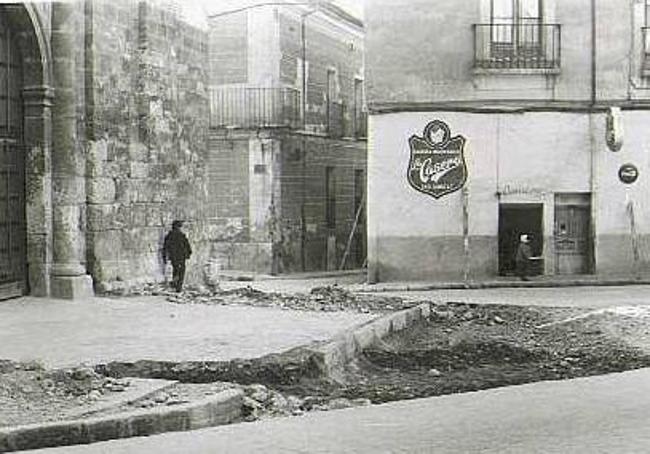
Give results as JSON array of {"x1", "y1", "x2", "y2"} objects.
[{"x1": 618, "y1": 163, "x2": 639, "y2": 184}]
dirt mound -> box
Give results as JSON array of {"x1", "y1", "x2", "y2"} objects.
[
  {"x1": 104, "y1": 282, "x2": 411, "y2": 314},
  {"x1": 271, "y1": 303, "x2": 650, "y2": 404},
  {"x1": 0, "y1": 362, "x2": 133, "y2": 427}
]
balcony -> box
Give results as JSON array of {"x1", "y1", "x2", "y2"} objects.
[
  {"x1": 210, "y1": 87, "x2": 300, "y2": 129},
  {"x1": 473, "y1": 23, "x2": 561, "y2": 73},
  {"x1": 642, "y1": 27, "x2": 650, "y2": 77}
]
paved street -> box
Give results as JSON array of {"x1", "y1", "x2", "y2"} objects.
[
  {"x1": 28, "y1": 368, "x2": 650, "y2": 453},
  {"x1": 0, "y1": 296, "x2": 372, "y2": 368},
  {"x1": 3, "y1": 283, "x2": 649, "y2": 369}
]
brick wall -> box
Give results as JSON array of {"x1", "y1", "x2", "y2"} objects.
[
  {"x1": 278, "y1": 9, "x2": 364, "y2": 137},
  {"x1": 278, "y1": 134, "x2": 366, "y2": 272},
  {"x1": 207, "y1": 11, "x2": 248, "y2": 85},
  {"x1": 86, "y1": 0, "x2": 213, "y2": 290}
]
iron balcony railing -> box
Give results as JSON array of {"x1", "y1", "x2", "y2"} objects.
[
  {"x1": 210, "y1": 87, "x2": 300, "y2": 129},
  {"x1": 642, "y1": 27, "x2": 650, "y2": 76},
  {"x1": 474, "y1": 23, "x2": 561, "y2": 71}
]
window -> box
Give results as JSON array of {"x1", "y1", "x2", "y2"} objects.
[
  {"x1": 325, "y1": 166, "x2": 336, "y2": 229},
  {"x1": 490, "y1": 0, "x2": 542, "y2": 59},
  {"x1": 326, "y1": 69, "x2": 343, "y2": 137},
  {"x1": 475, "y1": 0, "x2": 559, "y2": 70},
  {"x1": 326, "y1": 68, "x2": 338, "y2": 104},
  {"x1": 353, "y1": 78, "x2": 366, "y2": 138}
]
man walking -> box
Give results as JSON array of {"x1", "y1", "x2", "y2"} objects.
[{"x1": 163, "y1": 220, "x2": 192, "y2": 292}]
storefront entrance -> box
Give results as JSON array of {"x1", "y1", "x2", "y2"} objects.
[
  {"x1": 498, "y1": 203, "x2": 543, "y2": 276},
  {"x1": 554, "y1": 193, "x2": 593, "y2": 275},
  {"x1": 0, "y1": 11, "x2": 25, "y2": 300}
]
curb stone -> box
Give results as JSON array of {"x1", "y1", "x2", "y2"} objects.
[
  {"x1": 309, "y1": 303, "x2": 432, "y2": 378},
  {"x1": 2, "y1": 304, "x2": 432, "y2": 452},
  {"x1": 0, "y1": 389, "x2": 243, "y2": 453},
  {"x1": 65, "y1": 378, "x2": 178, "y2": 420},
  {"x1": 96, "y1": 304, "x2": 434, "y2": 386},
  {"x1": 356, "y1": 279, "x2": 650, "y2": 293}
]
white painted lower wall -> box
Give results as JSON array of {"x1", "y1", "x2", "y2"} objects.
[{"x1": 368, "y1": 109, "x2": 650, "y2": 282}]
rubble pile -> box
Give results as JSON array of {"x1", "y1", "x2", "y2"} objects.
[
  {"x1": 105, "y1": 282, "x2": 413, "y2": 314},
  {"x1": 240, "y1": 383, "x2": 371, "y2": 422},
  {"x1": 0, "y1": 362, "x2": 132, "y2": 427}
]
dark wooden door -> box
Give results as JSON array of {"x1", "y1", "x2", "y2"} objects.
[
  {"x1": 554, "y1": 204, "x2": 592, "y2": 275},
  {"x1": 0, "y1": 10, "x2": 25, "y2": 300}
]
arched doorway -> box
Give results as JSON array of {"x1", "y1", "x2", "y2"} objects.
[{"x1": 0, "y1": 9, "x2": 26, "y2": 299}]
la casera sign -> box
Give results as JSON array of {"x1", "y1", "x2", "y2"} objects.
[{"x1": 407, "y1": 120, "x2": 468, "y2": 199}]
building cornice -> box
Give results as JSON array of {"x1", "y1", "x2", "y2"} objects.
[{"x1": 368, "y1": 100, "x2": 650, "y2": 115}]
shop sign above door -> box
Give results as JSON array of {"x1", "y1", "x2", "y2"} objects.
[{"x1": 407, "y1": 120, "x2": 467, "y2": 199}]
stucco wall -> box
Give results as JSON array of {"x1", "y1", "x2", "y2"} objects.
[
  {"x1": 365, "y1": 0, "x2": 650, "y2": 107},
  {"x1": 368, "y1": 110, "x2": 650, "y2": 281}
]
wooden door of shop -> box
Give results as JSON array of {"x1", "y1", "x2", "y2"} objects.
[
  {"x1": 0, "y1": 12, "x2": 25, "y2": 300},
  {"x1": 554, "y1": 194, "x2": 592, "y2": 275}
]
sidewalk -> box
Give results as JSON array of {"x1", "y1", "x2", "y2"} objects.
[
  {"x1": 0, "y1": 296, "x2": 373, "y2": 368},
  {"x1": 355, "y1": 274, "x2": 650, "y2": 292},
  {"x1": 30, "y1": 367, "x2": 650, "y2": 453},
  {"x1": 215, "y1": 269, "x2": 650, "y2": 295}
]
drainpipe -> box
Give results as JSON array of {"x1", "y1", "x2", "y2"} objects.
[
  {"x1": 589, "y1": 0, "x2": 598, "y2": 273},
  {"x1": 591, "y1": 0, "x2": 597, "y2": 106}
]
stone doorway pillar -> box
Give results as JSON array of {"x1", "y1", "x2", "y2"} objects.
[
  {"x1": 22, "y1": 85, "x2": 54, "y2": 297},
  {"x1": 49, "y1": 1, "x2": 93, "y2": 298}
]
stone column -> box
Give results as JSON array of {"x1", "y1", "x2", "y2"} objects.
[
  {"x1": 22, "y1": 85, "x2": 54, "y2": 297},
  {"x1": 50, "y1": 1, "x2": 93, "y2": 298}
]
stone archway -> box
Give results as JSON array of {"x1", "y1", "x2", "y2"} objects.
[{"x1": 0, "y1": 3, "x2": 53, "y2": 298}]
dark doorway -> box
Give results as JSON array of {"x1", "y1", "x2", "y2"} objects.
[{"x1": 498, "y1": 203, "x2": 543, "y2": 275}]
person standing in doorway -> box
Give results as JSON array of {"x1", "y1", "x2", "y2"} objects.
[
  {"x1": 515, "y1": 234, "x2": 533, "y2": 281},
  {"x1": 163, "y1": 220, "x2": 192, "y2": 292}
]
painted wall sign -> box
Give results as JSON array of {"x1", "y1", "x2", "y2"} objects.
[
  {"x1": 499, "y1": 184, "x2": 545, "y2": 196},
  {"x1": 407, "y1": 120, "x2": 467, "y2": 199},
  {"x1": 618, "y1": 163, "x2": 639, "y2": 184}
]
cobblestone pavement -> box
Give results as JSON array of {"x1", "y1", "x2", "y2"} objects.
[
  {"x1": 0, "y1": 296, "x2": 373, "y2": 368},
  {"x1": 29, "y1": 368, "x2": 650, "y2": 454}
]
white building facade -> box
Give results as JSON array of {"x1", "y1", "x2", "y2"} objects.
[{"x1": 365, "y1": 0, "x2": 650, "y2": 282}]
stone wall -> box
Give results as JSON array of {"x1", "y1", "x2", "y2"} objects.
[{"x1": 86, "y1": 0, "x2": 212, "y2": 291}]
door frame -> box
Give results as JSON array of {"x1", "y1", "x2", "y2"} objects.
[{"x1": 498, "y1": 202, "x2": 544, "y2": 276}]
